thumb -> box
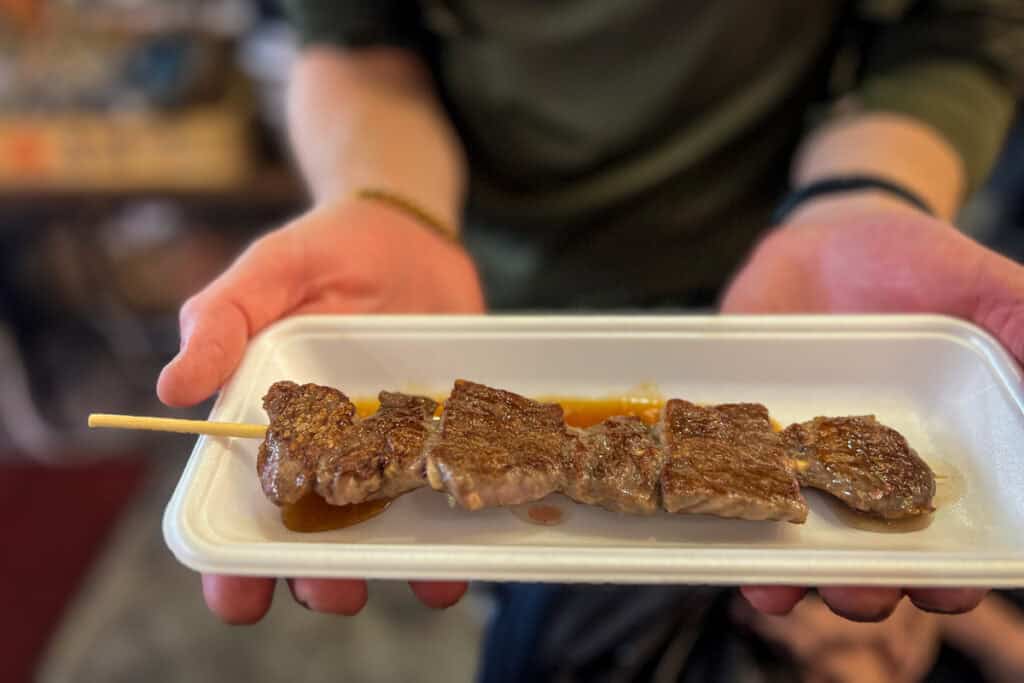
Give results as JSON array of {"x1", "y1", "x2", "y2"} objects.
[
  {"x1": 813, "y1": 220, "x2": 1024, "y2": 364},
  {"x1": 972, "y1": 248, "x2": 1024, "y2": 365},
  {"x1": 157, "y1": 232, "x2": 307, "y2": 407}
]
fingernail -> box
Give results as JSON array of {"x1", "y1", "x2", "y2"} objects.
[
  {"x1": 912, "y1": 601, "x2": 972, "y2": 615},
  {"x1": 288, "y1": 580, "x2": 311, "y2": 610},
  {"x1": 831, "y1": 604, "x2": 898, "y2": 622},
  {"x1": 845, "y1": 609, "x2": 895, "y2": 622}
]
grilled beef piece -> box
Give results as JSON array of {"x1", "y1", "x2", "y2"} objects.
[
  {"x1": 426, "y1": 380, "x2": 566, "y2": 510},
  {"x1": 316, "y1": 391, "x2": 438, "y2": 505},
  {"x1": 562, "y1": 417, "x2": 664, "y2": 514},
  {"x1": 658, "y1": 400, "x2": 807, "y2": 523},
  {"x1": 782, "y1": 416, "x2": 935, "y2": 518},
  {"x1": 257, "y1": 381, "x2": 357, "y2": 505}
]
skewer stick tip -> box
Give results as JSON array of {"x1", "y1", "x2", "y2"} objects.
[{"x1": 87, "y1": 413, "x2": 266, "y2": 439}]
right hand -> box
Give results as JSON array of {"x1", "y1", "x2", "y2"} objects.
[{"x1": 157, "y1": 197, "x2": 484, "y2": 623}]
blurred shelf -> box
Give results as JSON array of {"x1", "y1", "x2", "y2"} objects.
[
  {"x1": 23, "y1": 3, "x2": 254, "y2": 38},
  {"x1": 0, "y1": 167, "x2": 305, "y2": 209}
]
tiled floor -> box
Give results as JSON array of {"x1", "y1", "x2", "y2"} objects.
[{"x1": 37, "y1": 441, "x2": 486, "y2": 683}]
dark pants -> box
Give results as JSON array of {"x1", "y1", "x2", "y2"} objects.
[
  {"x1": 478, "y1": 584, "x2": 759, "y2": 683},
  {"x1": 478, "y1": 584, "x2": 1008, "y2": 683}
]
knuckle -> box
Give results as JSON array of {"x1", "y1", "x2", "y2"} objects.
[
  {"x1": 178, "y1": 293, "x2": 207, "y2": 328},
  {"x1": 980, "y1": 301, "x2": 1024, "y2": 359},
  {"x1": 250, "y1": 230, "x2": 284, "y2": 253},
  {"x1": 253, "y1": 228, "x2": 296, "y2": 259},
  {"x1": 248, "y1": 229, "x2": 306, "y2": 281},
  {"x1": 179, "y1": 293, "x2": 203, "y2": 317}
]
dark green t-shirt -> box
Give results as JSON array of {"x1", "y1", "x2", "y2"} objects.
[{"x1": 285, "y1": 0, "x2": 1022, "y2": 308}]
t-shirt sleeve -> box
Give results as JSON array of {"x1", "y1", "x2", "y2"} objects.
[
  {"x1": 852, "y1": 0, "x2": 1024, "y2": 193},
  {"x1": 282, "y1": 0, "x2": 427, "y2": 51}
]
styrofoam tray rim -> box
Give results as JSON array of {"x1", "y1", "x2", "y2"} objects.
[{"x1": 233, "y1": 312, "x2": 1023, "y2": 411}]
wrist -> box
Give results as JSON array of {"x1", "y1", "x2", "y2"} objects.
[
  {"x1": 352, "y1": 187, "x2": 459, "y2": 242},
  {"x1": 782, "y1": 189, "x2": 928, "y2": 227},
  {"x1": 351, "y1": 200, "x2": 484, "y2": 313},
  {"x1": 791, "y1": 112, "x2": 964, "y2": 221},
  {"x1": 774, "y1": 176, "x2": 933, "y2": 226},
  {"x1": 311, "y1": 195, "x2": 483, "y2": 304}
]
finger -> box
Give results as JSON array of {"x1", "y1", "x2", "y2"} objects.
[
  {"x1": 156, "y1": 295, "x2": 251, "y2": 407},
  {"x1": 289, "y1": 578, "x2": 368, "y2": 615},
  {"x1": 409, "y1": 581, "x2": 468, "y2": 609},
  {"x1": 906, "y1": 588, "x2": 987, "y2": 614},
  {"x1": 740, "y1": 586, "x2": 809, "y2": 615},
  {"x1": 818, "y1": 587, "x2": 904, "y2": 622},
  {"x1": 973, "y1": 248, "x2": 1024, "y2": 364},
  {"x1": 157, "y1": 232, "x2": 308, "y2": 407},
  {"x1": 201, "y1": 574, "x2": 275, "y2": 625}
]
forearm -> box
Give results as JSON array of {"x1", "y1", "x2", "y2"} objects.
[
  {"x1": 791, "y1": 111, "x2": 966, "y2": 222},
  {"x1": 287, "y1": 46, "x2": 467, "y2": 233}
]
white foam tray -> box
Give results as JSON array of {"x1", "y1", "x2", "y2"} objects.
[{"x1": 164, "y1": 315, "x2": 1024, "y2": 586}]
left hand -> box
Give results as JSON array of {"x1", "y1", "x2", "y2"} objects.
[
  {"x1": 733, "y1": 592, "x2": 941, "y2": 682},
  {"x1": 722, "y1": 192, "x2": 1024, "y2": 620}
]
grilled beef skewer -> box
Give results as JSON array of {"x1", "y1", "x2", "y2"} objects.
[{"x1": 258, "y1": 380, "x2": 935, "y2": 524}]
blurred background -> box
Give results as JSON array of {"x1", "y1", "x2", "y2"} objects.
[
  {"x1": 0, "y1": 2, "x2": 1021, "y2": 682},
  {"x1": 0, "y1": 2, "x2": 485, "y2": 682}
]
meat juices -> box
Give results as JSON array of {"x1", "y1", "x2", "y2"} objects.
[
  {"x1": 658, "y1": 400, "x2": 808, "y2": 523},
  {"x1": 563, "y1": 416, "x2": 664, "y2": 514},
  {"x1": 257, "y1": 381, "x2": 357, "y2": 505},
  {"x1": 316, "y1": 391, "x2": 438, "y2": 505},
  {"x1": 425, "y1": 380, "x2": 566, "y2": 510},
  {"x1": 782, "y1": 416, "x2": 935, "y2": 519}
]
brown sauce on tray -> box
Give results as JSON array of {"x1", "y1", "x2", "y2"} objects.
[
  {"x1": 282, "y1": 493, "x2": 392, "y2": 532},
  {"x1": 509, "y1": 502, "x2": 567, "y2": 526},
  {"x1": 528, "y1": 504, "x2": 564, "y2": 525},
  {"x1": 553, "y1": 397, "x2": 664, "y2": 428},
  {"x1": 822, "y1": 497, "x2": 935, "y2": 533}
]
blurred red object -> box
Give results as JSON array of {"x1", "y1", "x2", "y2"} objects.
[{"x1": 0, "y1": 457, "x2": 147, "y2": 683}]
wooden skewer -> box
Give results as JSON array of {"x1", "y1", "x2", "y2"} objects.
[{"x1": 88, "y1": 413, "x2": 266, "y2": 439}]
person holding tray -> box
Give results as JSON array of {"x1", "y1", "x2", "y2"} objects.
[{"x1": 156, "y1": 0, "x2": 1024, "y2": 680}]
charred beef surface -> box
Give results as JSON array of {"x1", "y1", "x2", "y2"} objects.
[
  {"x1": 257, "y1": 381, "x2": 357, "y2": 505},
  {"x1": 316, "y1": 391, "x2": 438, "y2": 505},
  {"x1": 782, "y1": 415, "x2": 935, "y2": 518},
  {"x1": 425, "y1": 380, "x2": 566, "y2": 510},
  {"x1": 563, "y1": 417, "x2": 665, "y2": 514},
  {"x1": 658, "y1": 400, "x2": 808, "y2": 523}
]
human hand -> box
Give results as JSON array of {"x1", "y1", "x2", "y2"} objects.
[
  {"x1": 158, "y1": 197, "x2": 483, "y2": 623},
  {"x1": 723, "y1": 192, "x2": 1024, "y2": 620},
  {"x1": 733, "y1": 592, "x2": 940, "y2": 683}
]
